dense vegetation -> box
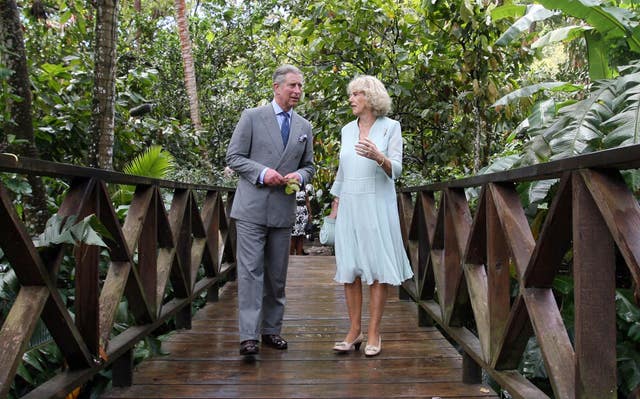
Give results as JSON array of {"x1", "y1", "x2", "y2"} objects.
[{"x1": 3, "y1": 0, "x2": 640, "y2": 397}]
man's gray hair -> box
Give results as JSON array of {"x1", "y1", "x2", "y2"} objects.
[{"x1": 273, "y1": 64, "x2": 303, "y2": 85}]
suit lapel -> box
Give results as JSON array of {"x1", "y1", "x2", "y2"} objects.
[{"x1": 259, "y1": 106, "x2": 285, "y2": 154}]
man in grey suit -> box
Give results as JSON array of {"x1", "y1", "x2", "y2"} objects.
[{"x1": 226, "y1": 64, "x2": 315, "y2": 356}]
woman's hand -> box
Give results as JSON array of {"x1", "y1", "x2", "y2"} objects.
[
  {"x1": 355, "y1": 137, "x2": 384, "y2": 164},
  {"x1": 329, "y1": 197, "x2": 339, "y2": 219}
]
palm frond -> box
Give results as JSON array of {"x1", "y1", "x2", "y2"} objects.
[
  {"x1": 123, "y1": 145, "x2": 175, "y2": 178},
  {"x1": 113, "y1": 146, "x2": 176, "y2": 206}
]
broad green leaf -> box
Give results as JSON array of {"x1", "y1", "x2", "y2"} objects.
[
  {"x1": 618, "y1": 341, "x2": 640, "y2": 394},
  {"x1": 520, "y1": 337, "x2": 548, "y2": 379},
  {"x1": 491, "y1": 82, "x2": 576, "y2": 107},
  {"x1": 479, "y1": 154, "x2": 520, "y2": 174},
  {"x1": 525, "y1": 179, "x2": 557, "y2": 204},
  {"x1": 531, "y1": 25, "x2": 590, "y2": 49},
  {"x1": 629, "y1": 323, "x2": 640, "y2": 342},
  {"x1": 491, "y1": 4, "x2": 527, "y2": 22},
  {"x1": 15, "y1": 362, "x2": 34, "y2": 385},
  {"x1": 68, "y1": 215, "x2": 108, "y2": 247},
  {"x1": 552, "y1": 275, "x2": 574, "y2": 295},
  {"x1": 537, "y1": 0, "x2": 640, "y2": 52},
  {"x1": 602, "y1": 76, "x2": 640, "y2": 147},
  {"x1": 22, "y1": 351, "x2": 44, "y2": 373},
  {"x1": 35, "y1": 214, "x2": 108, "y2": 247},
  {"x1": 585, "y1": 30, "x2": 612, "y2": 79},
  {"x1": 495, "y1": 4, "x2": 557, "y2": 46},
  {"x1": 616, "y1": 290, "x2": 640, "y2": 323},
  {"x1": 528, "y1": 99, "x2": 558, "y2": 129}
]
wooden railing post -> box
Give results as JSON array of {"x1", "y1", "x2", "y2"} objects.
[
  {"x1": 418, "y1": 305, "x2": 434, "y2": 327},
  {"x1": 462, "y1": 352, "x2": 482, "y2": 384},
  {"x1": 398, "y1": 285, "x2": 411, "y2": 300},
  {"x1": 207, "y1": 283, "x2": 219, "y2": 302},
  {"x1": 112, "y1": 349, "x2": 133, "y2": 387},
  {"x1": 176, "y1": 304, "x2": 192, "y2": 330},
  {"x1": 573, "y1": 173, "x2": 617, "y2": 399}
]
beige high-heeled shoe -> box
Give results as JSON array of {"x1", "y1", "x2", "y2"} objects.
[
  {"x1": 333, "y1": 333, "x2": 364, "y2": 352},
  {"x1": 364, "y1": 336, "x2": 382, "y2": 356}
]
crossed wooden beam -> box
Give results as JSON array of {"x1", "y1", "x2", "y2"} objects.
[
  {"x1": 0, "y1": 176, "x2": 235, "y2": 398},
  {"x1": 402, "y1": 168, "x2": 640, "y2": 399}
]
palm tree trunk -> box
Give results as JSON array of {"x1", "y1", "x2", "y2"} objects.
[
  {"x1": 0, "y1": 0, "x2": 50, "y2": 232},
  {"x1": 90, "y1": 0, "x2": 119, "y2": 170},
  {"x1": 174, "y1": 0, "x2": 202, "y2": 132},
  {"x1": 134, "y1": 0, "x2": 141, "y2": 50}
]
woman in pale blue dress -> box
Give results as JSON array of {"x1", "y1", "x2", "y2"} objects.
[{"x1": 329, "y1": 75, "x2": 413, "y2": 356}]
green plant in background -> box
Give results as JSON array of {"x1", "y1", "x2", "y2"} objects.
[{"x1": 111, "y1": 144, "x2": 175, "y2": 211}]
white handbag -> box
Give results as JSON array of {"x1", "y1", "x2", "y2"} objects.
[{"x1": 319, "y1": 216, "x2": 335, "y2": 246}]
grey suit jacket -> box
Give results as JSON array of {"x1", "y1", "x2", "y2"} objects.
[{"x1": 226, "y1": 103, "x2": 315, "y2": 228}]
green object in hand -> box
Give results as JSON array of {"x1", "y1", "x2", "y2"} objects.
[{"x1": 285, "y1": 179, "x2": 300, "y2": 195}]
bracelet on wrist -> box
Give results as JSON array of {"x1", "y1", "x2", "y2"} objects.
[{"x1": 377, "y1": 157, "x2": 385, "y2": 167}]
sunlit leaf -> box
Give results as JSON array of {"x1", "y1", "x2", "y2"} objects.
[
  {"x1": 531, "y1": 25, "x2": 590, "y2": 49},
  {"x1": 491, "y1": 82, "x2": 580, "y2": 107},
  {"x1": 495, "y1": 4, "x2": 558, "y2": 46}
]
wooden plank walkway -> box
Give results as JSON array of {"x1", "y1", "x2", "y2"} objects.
[{"x1": 101, "y1": 255, "x2": 498, "y2": 399}]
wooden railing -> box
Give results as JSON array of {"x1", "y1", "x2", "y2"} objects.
[
  {"x1": 397, "y1": 144, "x2": 640, "y2": 399},
  {"x1": 0, "y1": 154, "x2": 237, "y2": 399},
  {"x1": 3, "y1": 144, "x2": 640, "y2": 398}
]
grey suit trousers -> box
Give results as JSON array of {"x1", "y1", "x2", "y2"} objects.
[{"x1": 235, "y1": 220, "x2": 291, "y2": 342}]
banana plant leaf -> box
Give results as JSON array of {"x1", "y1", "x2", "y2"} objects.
[
  {"x1": 536, "y1": 0, "x2": 640, "y2": 52},
  {"x1": 495, "y1": 4, "x2": 558, "y2": 46},
  {"x1": 585, "y1": 30, "x2": 612, "y2": 79},
  {"x1": 601, "y1": 73, "x2": 640, "y2": 147},
  {"x1": 543, "y1": 81, "x2": 617, "y2": 160},
  {"x1": 531, "y1": 25, "x2": 590, "y2": 49},
  {"x1": 492, "y1": 82, "x2": 581, "y2": 107},
  {"x1": 518, "y1": 134, "x2": 552, "y2": 166},
  {"x1": 528, "y1": 99, "x2": 558, "y2": 129},
  {"x1": 491, "y1": 4, "x2": 527, "y2": 22}
]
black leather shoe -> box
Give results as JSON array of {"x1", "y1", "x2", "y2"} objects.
[
  {"x1": 240, "y1": 340, "x2": 259, "y2": 355},
  {"x1": 261, "y1": 334, "x2": 288, "y2": 349}
]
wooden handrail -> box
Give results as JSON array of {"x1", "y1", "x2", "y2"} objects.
[
  {"x1": 3, "y1": 144, "x2": 640, "y2": 398},
  {"x1": 0, "y1": 157, "x2": 237, "y2": 398},
  {"x1": 397, "y1": 146, "x2": 640, "y2": 399}
]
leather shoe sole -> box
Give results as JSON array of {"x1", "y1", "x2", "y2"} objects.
[
  {"x1": 239, "y1": 340, "x2": 259, "y2": 355},
  {"x1": 261, "y1": 334, "x2": 288, "y2": 350}
]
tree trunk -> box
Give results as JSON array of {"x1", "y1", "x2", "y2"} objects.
[
  {"x1": 90, "y1": 0, "x2": 119, "y2": 170},
  {"x1": 473, "y1": 102, "x2": 482, "y2": 174},
  {"x1": 134, "y1": 0, "x2": 141, "y2": 50},
  {"x1": 174, "y1": 0, "x2": 202, "y2": 132},
  {"x1": 0, "y1": 0, "x2": 50, "y2": 233}
]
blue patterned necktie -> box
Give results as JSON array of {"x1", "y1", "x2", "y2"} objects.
[{"x1": 280, "y1": 112, "x2": 290, "y2": 147}]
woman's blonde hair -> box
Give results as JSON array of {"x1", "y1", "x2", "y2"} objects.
[{"x1": 347, "y1": 75, "x2": 392, "y2": 116}]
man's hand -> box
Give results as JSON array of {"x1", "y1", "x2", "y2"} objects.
[
  {"x1": 264, "y1": 168, "x2": 286, "y2": 186},
  {"x1": 283, "y1": 172, "x2": 301, "y2": 183}
]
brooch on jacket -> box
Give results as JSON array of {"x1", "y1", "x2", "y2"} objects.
[{"x1": 298, "y1": 134, "x2": 308, "y2": 143}]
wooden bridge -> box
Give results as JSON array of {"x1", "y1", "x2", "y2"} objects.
[
  {"x1": 3, "y1": 145, "x2": 640, "y2": 398},
  {"x1": 100, "y1": 255, "x2": 498, "y2": 399}
]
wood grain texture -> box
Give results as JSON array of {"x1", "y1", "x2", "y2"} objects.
[{"x1": 100, "y1": 255, "x2": 497, "y2": 399}]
